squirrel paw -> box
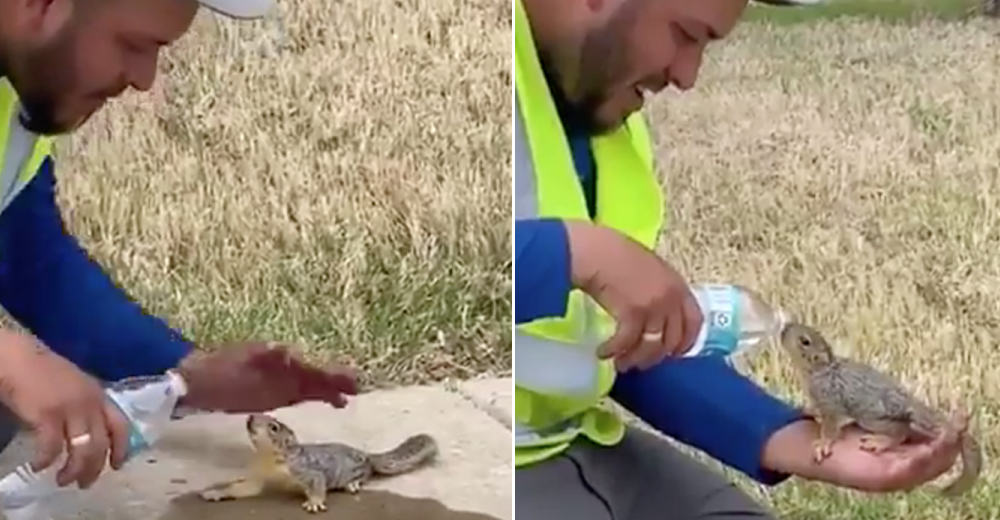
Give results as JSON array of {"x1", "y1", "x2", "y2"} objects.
[
  {"x1": 812, "y1": 439, "x2": 834, "y2": 463},
  {"x1": 302, "y1": 498, "x2": 328, "y2": 514},
  {"x1": 859, "y1": 434, "x2": 895, "y2": 454},
  {"x1": 199, "y1": 489, "x2": 230, "y2": 502},
  {"x1": 346, "y1": 481, "x2": 363, "y2": 494}
]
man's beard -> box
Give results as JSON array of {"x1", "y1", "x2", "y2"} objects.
[
  {"x1": 537, "y1": 20, "x2": 632, "y2": 136},
  {"x1": 6, "y1": 24, "x2": 84, "y2": 135},
  {"x1": 537, "y1": 50, "x2": 615, "y2": 135},
  {"x1": 18, "y1": 94, "x2": 72, "y2": 136}
]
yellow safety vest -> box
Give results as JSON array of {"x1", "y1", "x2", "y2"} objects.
[
  {"x1": 0, "y1": 79, "x2": 53, "y2": 216},
  {"x1": 513, "y1": 0, "x2": 665, "y2": 467}
]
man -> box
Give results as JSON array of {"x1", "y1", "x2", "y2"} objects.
[
  {"x1": 513, "y1": 0, "x2": 969, "y2": 518},
  {"x1": 0, "y1": 0, "x2": 358, "y2": 493}
]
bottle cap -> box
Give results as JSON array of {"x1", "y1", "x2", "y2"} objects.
[
  {"x1": 775, "y1": 309, "x2": 792, "y2": 332},
  {"x1": 166, "y1": 370, "x2": 189, "y2": 398}
]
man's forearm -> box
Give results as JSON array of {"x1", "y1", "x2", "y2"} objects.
[
  {"x1": 0, "y1": 160, "x2": 194, "y2": 381},
  {"x1": 611, "y1": 356, "x2": 807, "y2": 485},
  {"x1": 759, "y1": 417, "x2": 827, "y2": 478}
]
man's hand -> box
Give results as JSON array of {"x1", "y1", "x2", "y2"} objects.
[
  {"x1": 564, "y1": 220, "x2": 703, "y2": 371},
  {"x1": 175, "y1": 342, "x2": 358, "y2": 414},
  {"x1": 0, "y1": 330, "x2": 131, "y2": 489},
  {"x1": 761, "y1": 417, "x2": 967, "y2": 492}
]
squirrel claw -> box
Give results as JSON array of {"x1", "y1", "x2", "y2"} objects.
[
  {"x1": 859, "y1": 434, "x2": 894, "y2": 454},
  {"x1": 302, "y1": 499, "x2": 328, "y2": 513},
  {"x1": 199, "y1": 489, "x2": 227, "y2": 502},
  {"x1": 812, "y1": 439, "x2": 833, "y2": 463}
]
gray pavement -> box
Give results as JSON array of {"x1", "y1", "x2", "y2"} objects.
[{"x1": 0, "y1": 378, "x2": 512, "y2": 520}]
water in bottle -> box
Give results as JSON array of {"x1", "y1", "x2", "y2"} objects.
[
  {"x1": 682, "y1": 283, "x2": 791, "y2": 364},
  {"x1": 514, "y1": 283, "x2": 788, "y2": 396},
  {"x1": 0, "y1": 371, "x2": 188, "y2": 520}
]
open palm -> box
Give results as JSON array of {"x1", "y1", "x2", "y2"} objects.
[
  {"x1": 816, "y1": 418, "x2": 967, "y2": 493},
  {"x1": 176, "y1": 342, "x2": 358, "y2": 414}
]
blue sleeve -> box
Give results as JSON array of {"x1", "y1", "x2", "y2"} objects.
[
  {"x1": 514, "y1": 218, "x2": 572, "y2": 324},
  {"x1": 610, "y1": 356, "x2": 806, "y2": 485},
  {"x1": 0, "y1": 158, "x2": 194, "y2": 382}
]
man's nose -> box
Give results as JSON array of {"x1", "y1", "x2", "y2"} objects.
[
  {"x1": 669, "y1": 48, "x2": 706, "y2": 91},
  {"x1": 128, "y1": 53, "x2": 161, "y2": 92}
]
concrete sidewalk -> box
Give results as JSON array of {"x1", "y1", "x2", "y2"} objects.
[{"x1": 0, "y1": 378, "x2": 512, "y2": 520}]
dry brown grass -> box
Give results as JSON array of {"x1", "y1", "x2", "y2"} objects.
[
  {"x1": 645, "y1": 15, "x2": 1000, "y2": 520},
  {"x1": 45, "y1": 0, "x2": 511, "y2": 390},
  {"x1": 43, "y1": 0, "x2": 1000, "y2": 514}
]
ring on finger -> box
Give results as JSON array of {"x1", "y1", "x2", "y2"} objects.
[
  {"x1": 642, "y1": 330, "x2": 664, "y2": 342},
  {"x1": 69, "y1": 433, "x2": 92, "y2": 447}
]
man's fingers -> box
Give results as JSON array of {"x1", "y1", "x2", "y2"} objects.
[
  {"x1": 302, "y1": 368, "x2": 359, "y2": 402},
  {"x1": 31, "y1": 415, "x2": 64, "y2": 473},
  {"x1": 894, "y1": 426, "x2": 963, "y2": 487},
  {"x1": 680, "y1": 294, "x2": 704, "y2": 353},
  {"x1": 598, "y1": 315, "x2": 642, "y2": 361},
  {"x1": 248, "y1": 344, "x2": 298, "y2": 372},
  {"x1": 56, "y1": 412, "x2": 90, "y2": 487},
  {"x1": 660, "y1": 303, "x2": 685, "y2": 357},
  {"x1": 324, "y1": 367, "x2": 359, "y2": 395},
  {"x1": 948, "y1": 410, "x2": 970, "y2": 436},
  {"x1": 103, "y1": 403, "x2": 132, "y2": 471},
  {"x1": 619, "y1": 326, "x2": 664, "y2": 371},
  {"x1": 76, "y1": 412, "x2": 111, "y2": 489}
]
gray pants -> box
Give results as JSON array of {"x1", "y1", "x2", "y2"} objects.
[{"x1": 516, "y1": 426, "x2": 778, "y2": 520}]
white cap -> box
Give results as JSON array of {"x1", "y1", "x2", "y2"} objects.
[
  {"x1": 197, "y1": 0, "x2": 275, "y2": 19},
  {"x1": 166, "y1": 370, "x2": 189, "y2": 398}
]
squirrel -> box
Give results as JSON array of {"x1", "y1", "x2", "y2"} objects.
[
  {"x1": 198, "y1": 413, "x2": 440, "y2": 513},
  {"x1": 778, "y1": 321, "x2": 982, "y2": 497}
]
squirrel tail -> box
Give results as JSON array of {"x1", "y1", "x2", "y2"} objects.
[
  {"x1": 939, "y1": 434, "x2": 983, "y2": 497},
  {"x1": 368, "y1": 433, "x2": 439, "y2": 476},
  {"x1": 910, "y1": 403, "x2": 982, "y2": 497}
]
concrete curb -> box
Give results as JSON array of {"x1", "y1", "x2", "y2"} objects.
[
  {"x1": 0, "y1": 379, "x2": 513, "y2": 520},
  {"x1": 446, "y1": 377, "x2": 512, "y2": 430}
]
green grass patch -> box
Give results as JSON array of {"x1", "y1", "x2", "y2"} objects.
[{"x1": 744, "y1": 0, "x2": 982, "y2": 25}]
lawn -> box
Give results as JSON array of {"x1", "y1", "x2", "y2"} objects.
[
  {"x1": 25, "y1": 0, "x2": 1000, "y2": 515},
  {"x1": 44, "y1": 0, "x2": 512, "y2": 391},
  {"x1": 645, "y1": 4, "x2": 1000, "y2": 519}
]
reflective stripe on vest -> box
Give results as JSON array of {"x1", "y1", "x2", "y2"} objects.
[
  {"x1": 512, "y1": 0, "x2": 664, "y2": 457},
  {"x1": 513, "y1": 94, "x2": 605, "y2": 398},
  {"x1": 513, "y1": 415, "x2": 581, "y2": 445},
  {"x1": 0, "y1": 79, "x2": 53, "y2": 217}
]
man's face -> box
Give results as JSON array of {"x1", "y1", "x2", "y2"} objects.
[
  {"x1": 543, "y1": 0, "x2": 748, "y2": 134},
  {"x1": 0, "y1": 0, "x2": 198, "y2": 135}
]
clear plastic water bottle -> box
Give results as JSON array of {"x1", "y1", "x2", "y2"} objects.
[
  {"x1": 0, "y1": 371, "x2": 188, "y2": 520},
  {"x1": 682, "y1": 283, "x2": 791, "y2": 362},
  {"x1": 514, "y1": 283, "x2": 789, "y2": 396}
]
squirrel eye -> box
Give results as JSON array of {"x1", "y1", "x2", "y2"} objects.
[
  {"x1": 268, "y1": 423, "x2": 280, "y2": 433},
  {"x1": 801, "y1": 337, "x2": 811, "y2": 346}
]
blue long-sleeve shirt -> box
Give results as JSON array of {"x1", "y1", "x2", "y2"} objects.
[
  {"x1": 0, "y1": 157, "x2": 193, "y2": 382},
  {"x1": 515, "y1": 83, "x2": 805, "y2": 485}
]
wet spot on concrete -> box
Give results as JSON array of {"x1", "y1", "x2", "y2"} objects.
[{"x1": 158, "y1": 489, "x2": 502, "y2": 520}]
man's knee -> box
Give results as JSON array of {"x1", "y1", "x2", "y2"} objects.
[
  {"x1": 516, "y1": 453, "x2": 612, "y2": 520},
  {"x1": 516, "y1": 431, "x2": 779, "y2": 520},
  {"x1": 609, "y1": 427, "x2": 779, "y2": 520},
  {"x1": 695, "y1": 482, "x2": 779, "y2": 520}
]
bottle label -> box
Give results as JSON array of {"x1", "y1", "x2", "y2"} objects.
[
  {"x1": 104, "y1": 394, "x2": 150, "y2": 460},
  {"x1": 125, "y1": 422, "x2": 151, "y2": 458},
  {"x1": 692, "y1": 284, "x2": 743, "y2": 357}
]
